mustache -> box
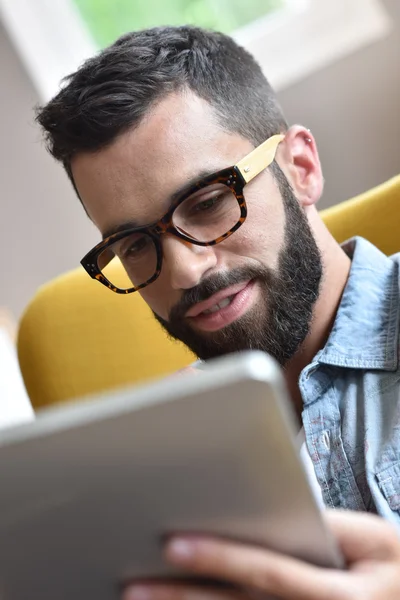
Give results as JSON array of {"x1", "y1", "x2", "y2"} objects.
[{"x1": 169, "y1": 265, "x2": 269, "y2": 321}]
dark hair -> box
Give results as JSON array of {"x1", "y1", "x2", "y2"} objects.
[{"x1": 36, "y1": 25, "x2": 288, "y2": 190}]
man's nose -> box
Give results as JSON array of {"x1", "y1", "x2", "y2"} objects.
[{"x1": 161, "y1": 234, "x2": 218, "y2": 290}]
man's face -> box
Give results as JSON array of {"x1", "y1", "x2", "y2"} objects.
[{"x1": 72, "y1": 92, "x2": 322, "y2": 365}]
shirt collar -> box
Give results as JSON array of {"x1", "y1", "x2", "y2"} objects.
[{"x1": 316, "y1": 237, "x2": 399, "y2": 371}]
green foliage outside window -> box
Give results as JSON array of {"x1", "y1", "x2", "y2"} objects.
[{"x1": 73, "y1": 0, "x2": 284, "y2": 48}]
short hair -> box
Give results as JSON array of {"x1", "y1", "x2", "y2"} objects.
[{"x1": 36, "y1": 25, "x2": 288, "y2": 189}]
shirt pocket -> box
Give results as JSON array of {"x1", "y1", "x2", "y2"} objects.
[{"x1": 376, "y1": 461, "x2": 400, "y2": 512}]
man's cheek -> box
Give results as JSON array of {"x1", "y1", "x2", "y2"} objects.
[{"x1": 139, "y1": 290, "x2": 167, "y2": 320}]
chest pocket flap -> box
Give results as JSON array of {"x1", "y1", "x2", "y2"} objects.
[{"x1": 376, "y1": 461, "x2": 400, "y2": 511}]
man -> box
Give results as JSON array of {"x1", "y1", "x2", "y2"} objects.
[{"x1": 36, "y1": 26, "x2": 400, "y2": 599}]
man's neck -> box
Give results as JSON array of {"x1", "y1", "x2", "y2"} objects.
[{"x1": 284, "y1": 221, "x2": 352, "y2": 421}]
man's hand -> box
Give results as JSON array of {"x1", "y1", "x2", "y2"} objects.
[
  {"x1": 173, "y1": 366, "x2": 203, "y2": 377},
  {"x1": 123, "y1": 511, "x2": 400, "y2": 600}
]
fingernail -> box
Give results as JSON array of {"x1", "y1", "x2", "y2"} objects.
[
  {"x1": 166, "y1": 539, "x2": 195, "y2": 562},
  {"x1": 125, "y1": 585, "x2": 152, "y2": 600}
]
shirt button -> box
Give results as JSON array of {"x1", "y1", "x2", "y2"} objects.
[
  {"x1": 322, "y1": 431, "x2": 331, "y2": 450},
  {"x1": 305, "y1": 366, "x2": 318, "y2": 380}
]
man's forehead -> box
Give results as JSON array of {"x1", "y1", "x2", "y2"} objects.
[{"x1": 71, "y1": 91, "x2": 253, "y2": 232}]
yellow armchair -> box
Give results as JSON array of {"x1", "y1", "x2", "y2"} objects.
[{"x1": 18, "y1": 175, "x2": 400, "y2": 409}]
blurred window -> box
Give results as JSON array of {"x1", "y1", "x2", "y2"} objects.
[
  {"x1": 0, "y1": 0, "x2": 391, "y2": 100},
  {"x1": 72, "y1": 0, "x2": 285, "y2": 48}
]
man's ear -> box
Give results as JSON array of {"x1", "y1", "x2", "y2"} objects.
[{"x1": 275, "y1": 125, "x2": 324, "y2": 207}]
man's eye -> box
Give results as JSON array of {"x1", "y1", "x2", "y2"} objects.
[
  {"x1": 123, "y1": 236, "x2": 150, "y2": 257},
  {"x1": 193, "y1": 195, "x2": 222, "y2": 212}
]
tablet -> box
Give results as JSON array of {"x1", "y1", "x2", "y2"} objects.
[{"x1": 0, "y1": 351, "x2": 343, "y2": 600}]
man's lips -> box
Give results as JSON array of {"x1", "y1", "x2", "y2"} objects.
[{"x1": 185, "y1": 281, "x2": 252, "y2": 318}]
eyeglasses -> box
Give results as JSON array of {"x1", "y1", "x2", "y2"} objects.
[{"x1": 80, "y1": 133, "x2": 284, "y2": 294}]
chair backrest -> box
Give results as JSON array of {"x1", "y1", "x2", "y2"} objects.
[
  {"x1": 18, "y1": 175, "x2": 400, "y2": 409},
  {"x1": 320, "y1": 175, "x2": 400, "y2": 256}
]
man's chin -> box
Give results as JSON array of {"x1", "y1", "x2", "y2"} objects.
[{"x1": 152, "y1": 309, "x2": 265, "y2": 361}]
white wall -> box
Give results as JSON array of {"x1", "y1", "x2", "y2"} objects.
[
  {"x1": 279, "y1": 0, "x2": 400, "y2": 208},
  {"x1": 0, "y1": 0, "x2": 399, "y2": 320},
  {"x1": 0, "y1": 18, "x2": 98, "y2": 320}
]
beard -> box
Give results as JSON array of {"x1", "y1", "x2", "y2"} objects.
[{"x1": 153, "y1": 165, "x2": 323, "y2": 366}]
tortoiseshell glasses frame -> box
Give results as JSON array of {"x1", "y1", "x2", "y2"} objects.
[{"x1": 80, "y1": 133, "x2": 285, "y2": 294}]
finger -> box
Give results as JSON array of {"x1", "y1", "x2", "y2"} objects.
[
  {"x1": 324, "y1": 510, "x2": 400, "y2": 562},
  {"x1": 168, "y1": 366, "x2": 203, "y2": 379},
  {"x1": 122, "y1": 582, "x2": 247, "y2": 600},
  {"x1": 164, "y1": 538, "x2": 350, "y2": 600}
]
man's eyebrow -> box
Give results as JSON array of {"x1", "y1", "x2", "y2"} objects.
[{"x1": 101, "y1": 167, "x2": 222, "y2": 240}]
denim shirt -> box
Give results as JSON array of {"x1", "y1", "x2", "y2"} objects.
[{"x1": 300, "y1": 237, "x2": 400, "y2": 529}]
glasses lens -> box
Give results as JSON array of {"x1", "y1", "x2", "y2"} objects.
[
  {"x1": 172, "y1": 184, "x2": 240, "y2": 243},
  {"x1": 97, "y1": 232, "x2": 158, "y2": 291}
]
